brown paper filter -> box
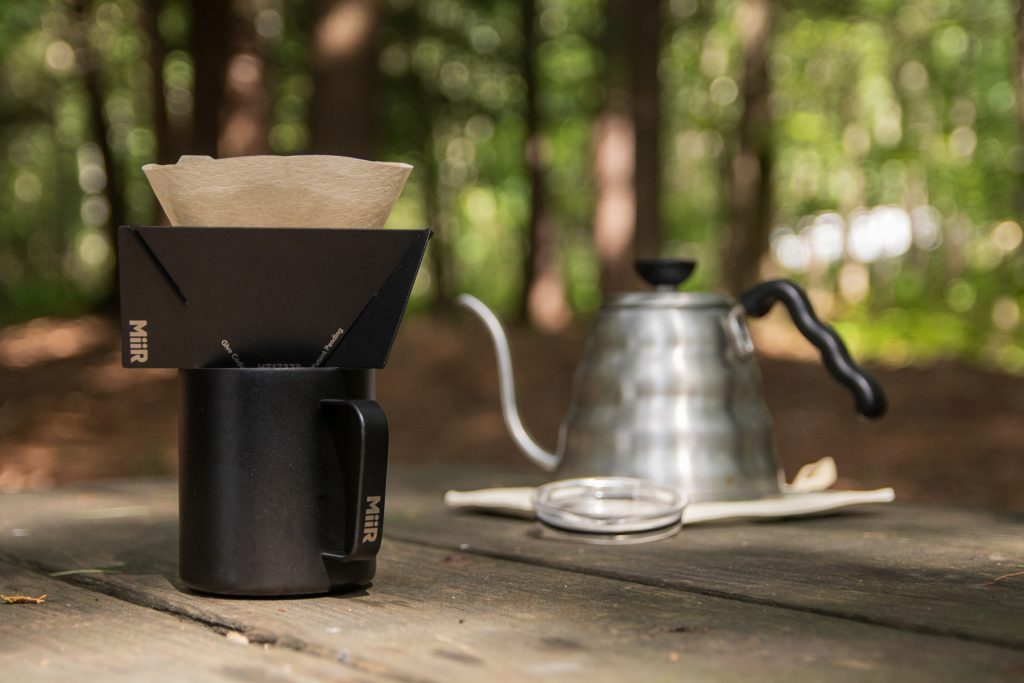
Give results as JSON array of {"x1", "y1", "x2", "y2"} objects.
[{"x1": 143, "y1": 155, "x2": 413, "y2": 228}]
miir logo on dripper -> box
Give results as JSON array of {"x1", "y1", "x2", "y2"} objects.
[{"x1": 128, "y1": 320, "x2": 149, "y2": 364}]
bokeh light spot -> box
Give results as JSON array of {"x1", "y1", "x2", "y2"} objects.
[
  {"x1": 991, "y1": 221, "x2": 1022, "y2": 253},
  {"x1": 946, "y1": 280, "x2": 975, "y2": 313},
  {"x1": 709, "y1": 77, "x2": 738, "y2": 106},
  {"x1": 992, "y1": 297, "x2": 1020, "y2": 332},
  {"x1": 14, "y1": 171, "x2": 42, "y2": 203},
  {"x1": 45, "y1": 40, "x2": 75, "y2": 74}
]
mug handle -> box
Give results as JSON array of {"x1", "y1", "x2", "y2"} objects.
[{"x1": 319, "y1": 399, "x2": 389, "y2": 570}]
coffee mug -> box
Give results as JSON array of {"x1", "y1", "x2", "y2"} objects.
[{"x1": 177, "y1": 367, "x2": 387, "y2": 596}]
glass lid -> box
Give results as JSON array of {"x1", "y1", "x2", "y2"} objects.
[{"x1": 533, "y1": 477, "x2": 687, "y2": 543}]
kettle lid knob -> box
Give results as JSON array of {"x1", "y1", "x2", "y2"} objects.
[{"x1": 635, "y1": 259, "x2": 697, "y2": 289}]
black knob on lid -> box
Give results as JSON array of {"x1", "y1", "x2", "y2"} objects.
[{"x1": 635, "y1": 259, "x2": 697, "y2": 289}]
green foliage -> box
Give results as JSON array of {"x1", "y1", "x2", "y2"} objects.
[
  {"x1": 0, "y1": 0, "x2": 158, "y2": 321},
  {"x1": 1, "y1": 0, "x2": 1024, "y2": 374},
  {"x1": 764, "y1": 0, "x2": 1024, "y2": 372}
]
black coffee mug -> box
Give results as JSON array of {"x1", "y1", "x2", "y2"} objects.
[{"x1": 177, "y1": 367, "x2": 387, "y2": 596}]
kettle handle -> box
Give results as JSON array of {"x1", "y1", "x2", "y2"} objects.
[
  {"x1": 320, "y1": 399, "x2": 389, "y2": 573},
  {"x1": 739, "y1": 280, "x2": 887, "y2": 418}
]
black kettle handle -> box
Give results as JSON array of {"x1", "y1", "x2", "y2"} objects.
[
  {"x1": 320, "y1": 399, "x2": 389, "y2": 572},
  {"x1": 739, "y1": 280, "x2": 887, "y2": 418}
]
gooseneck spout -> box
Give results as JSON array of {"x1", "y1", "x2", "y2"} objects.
[{"x1": 455, "y1": 294, "x2": 560, "y2": 471}]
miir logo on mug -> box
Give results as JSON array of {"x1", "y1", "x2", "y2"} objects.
[{"x1": 362, "y1": 495, "x2": 381, "y2": 542}]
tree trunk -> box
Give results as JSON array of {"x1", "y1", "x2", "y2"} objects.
[
  {"x1": 142, "y1": 0, "x2": 170, "y2": 164},
  {"x1": 308, "y1": 0, "x2": 379, "y2": 158},
  {"x1": 592, "y1": 0, "x2": 636, "y2": 294},
  {"x1": 722, "y1": 0, "x2": 773, "y2": 295},
  {"x1": 422, "y1": 123, "x2": 453, "y2": 312},
  {"x1": 141, "y1": 0, "x2": 172, "y2": 225},
  {"x1": 520, "y1": 0, "x2": 570, "y2": 331},
  {"x1": 189, "y1": 0, "x2": 231, "y2": 157},
  {"x1": 631, "y1": 0, "x2": 662, "y2": 261},
  {"x1": 218, "y1": 1, "x2": 271, "y2": 157},
  {"x1": 71, "y1": 0, "x2": 125, "y2": 311},
  {"x1": 593, "y1": 0, "x2": 663, "y2": 294},
  {"x1": 1016, "y1": 0, "x2": 1024, "y2": 220},
  {"x1": 592, "y1": 111, "x2": 636, "y2": 294}
]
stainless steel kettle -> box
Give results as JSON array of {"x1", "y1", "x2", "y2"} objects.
[{"x1": 457, "y1": 259, "x2": 886, "y2": 502}]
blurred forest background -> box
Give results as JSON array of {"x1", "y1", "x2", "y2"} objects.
[
  {"x1": 2, "y1": 0, "x2": 1024, "y2": 509},
  {"x1": 2, "y1": 0, "x2": 1024, "y2": 369}
]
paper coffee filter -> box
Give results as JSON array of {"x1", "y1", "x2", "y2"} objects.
[{"x1": 143, "y1": 155, "x2": 413, "y2": 228}]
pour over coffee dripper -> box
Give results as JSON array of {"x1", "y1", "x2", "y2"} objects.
[{"x1": 121, "y1": 155, "x2": 430, "y2": 596}]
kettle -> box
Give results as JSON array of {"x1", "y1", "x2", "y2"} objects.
[{"x1": 457, "y1": 259, "x2": 886, "y2": 502}]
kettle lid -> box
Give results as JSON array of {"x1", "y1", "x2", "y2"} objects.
[{"x1": 606, "y1": 259, "x2": 732, "y2": 309}]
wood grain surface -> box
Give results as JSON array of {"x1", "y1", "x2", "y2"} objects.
[
  {"x1": 0, "y1": 474, "x2": 1022, "y2": 682},
  {"x1": 387, "y1": 466, "x2": 1024, "y2": 649},
  {"x1": 0, "y1": 561, "x2": 362, "y2": 683}
]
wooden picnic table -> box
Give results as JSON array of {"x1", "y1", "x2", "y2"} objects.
[{"x1": 1, "y1": 463, "x2": 1022, "y2": 682}]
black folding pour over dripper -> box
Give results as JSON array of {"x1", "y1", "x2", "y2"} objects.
[
  {"x1": 118, "y1": 225, "x2": 431, "y2": 597},
  {"x1": 118, "y1": 226, "x2": 431, "y2": 369}
]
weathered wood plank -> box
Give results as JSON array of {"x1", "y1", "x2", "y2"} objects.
[
  {"x1": 384, "y1": 468, "x2": 1024, "y2": 650},
  {"x1": 1, "y1": 481, "x2": 1023, "y2": 682},
  {"x1": 0, "y1": 561, "x2": 370, "y2": 683}
]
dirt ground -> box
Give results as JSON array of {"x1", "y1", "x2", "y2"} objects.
[{"x1": 1, "y1": 313, "x2": 1022, "y2": 512}]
